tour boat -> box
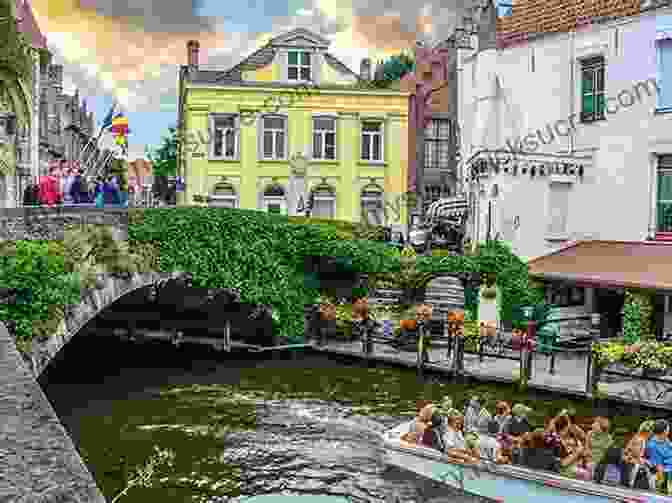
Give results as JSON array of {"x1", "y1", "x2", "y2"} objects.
[{"x1": 383, "y1": 421, "x2": 672, "y2": 503}]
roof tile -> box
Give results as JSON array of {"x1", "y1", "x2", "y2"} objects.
[{"x1": 496, "y1": 0, "x2": 640, "y2": 45}]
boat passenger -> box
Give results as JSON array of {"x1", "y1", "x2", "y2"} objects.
[
  {"x1": 558, "y1": 430, "x2": 591, "y2": 480},
  {"x1": 463, "y1": 396, "x2": 482, "y2": 434},
  {"x1": 419, "y1": 412, "x2": 447, "y2": 452},
  {"x1": 493, "y1": 401, "x2": 512, "y2": 435},
  {"x1": 583, "y1": 416, "x2": 614, "y2": 475},
  {"x1": 504, "y1": 404, "x2": 533, "y2": 465},
  {"x1": 593, "y1": 446, "x2": 628, "y2": 486},
  {"x1": 400, "y1": 401, "x2": 434, "y2": 447},
  {"x1": 622, "y1": 432, "x2": 656, "y2": 490},
  {"x1": 547, "y1": 410, "x2": 586, "y2": 446},
  {"x1": 645, "y1": 419, "x2": 672, "y2": 494},
  {"x1": 442, "y1": 408, "x2": 479, "y2": 464},
  {"x1": 520, "y1": 431, "x2": 560, "y2": 473}
]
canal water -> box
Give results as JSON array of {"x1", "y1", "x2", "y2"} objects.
[{"x1": 39, "y1": 330, "x2": 656, "y2": 503}]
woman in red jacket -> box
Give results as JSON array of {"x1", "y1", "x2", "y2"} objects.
[{"x1": 38, "y1": 166, "x2": 61, "y2": 206}]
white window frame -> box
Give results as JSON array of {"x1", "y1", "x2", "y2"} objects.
[
  {"x1": 262, "y1": 184, "x2": 287, "y2": 214},
  {"x1": 288, "y1": 50, "x2": 311, "y2": 82},
  {"x1": 312, "y1": 116, "x2": 337, "y2": 160},
  {"x1": 360, "y1": 185, "x2": 385, "y2": 225},
  {"x1": 209, "y1": 114, "x2": 239, "y2": 160},
  {"x1": 209, "y1": 183, "x2": 238, "y2": 208},
  {"x1": 360, "y1": 120, "x2": 384, "y2": 162},
  {"x1": 260, "y1": 115, "x2": 288, "y2": 161},
  {"x1": 310, "y1": 185, "x2": 336, "y2": 218}
]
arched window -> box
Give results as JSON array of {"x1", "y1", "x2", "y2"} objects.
[
  {"x1": 209, "y1": 182, "x2": 238, "y2": 208},
  {"x1": 360, "y1": 183, "x2": 384, "y2": 225},
  {"x1": 310, "y1": 183, "x2": 335, "y2": 219},
  {"x1": 263, "y1": 183, "x2": 286, "y2": 214}
]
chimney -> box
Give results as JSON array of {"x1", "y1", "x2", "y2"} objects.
[
  {"x1": 187, "y1": 40, "x2": 200, "y2": 71},
  {"x1": 359, "y1": 58, "x2": 371, "y2": 81}
]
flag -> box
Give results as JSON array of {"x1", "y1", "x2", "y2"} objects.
[{"x1": 100, "y1": 102, "x2": 116, "y2": 130}]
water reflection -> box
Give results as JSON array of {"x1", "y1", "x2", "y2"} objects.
[{"x1": 39, "y1": 335, "x2": 651, "y2": 503}]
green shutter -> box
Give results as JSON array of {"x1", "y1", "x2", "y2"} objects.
[
  {"x1": 582, "y1": 94, "x2": 594, "y2": 115},
  {"x1": 659, "y1": 171, "x2": 672, "y2": 201},
  {"x1": 288, "y1": 51, "x2": 298, "y2": 65},
  {"x1": 596, "y1": 94, "x2": 605, "y2": 116}
]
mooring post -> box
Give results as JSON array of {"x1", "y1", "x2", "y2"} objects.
[{"x1": 223, "y1": 320, "x2": 231, "y2": 352}]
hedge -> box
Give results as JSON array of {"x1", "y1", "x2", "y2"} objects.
[{"x1": 0, "y1": 208, "x2": 541, "y2": 349}]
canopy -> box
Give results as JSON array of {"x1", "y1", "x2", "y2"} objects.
[
  {"x1": 426, "y1": 197, "x2": 469, "y2": 222},
  {"x1": 528, "y1": 240, "x2": 672, "y2": 291}
]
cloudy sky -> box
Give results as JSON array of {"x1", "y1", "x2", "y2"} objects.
[{"x1": 30, "y1": 0, "x2": 472, "y2": 160}]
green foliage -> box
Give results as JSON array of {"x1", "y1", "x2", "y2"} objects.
[
  {"x1": 0, "y1": 3, "x2": 32, "y2": 85},
  {"x1": 593, "y1": 341, "x2": 672, "y2": 370},
  {"x1": 145, "y1": 126, "x2": 177, "y2": 178},
  {"x1": 623, "y1": 290, "x2": 642, "y2": 344},
  {"x1": 127, "y1": 207, "x2": 400, "y2": 343},
  {"x1": 108, "y1": 159, "x2": 128, "y2": 192},
  {"x1": 0, "y1": 241, "x2": 81, "y2": 345},
  {"x1": 371, "y1": 51, "x2": 415, "y2": 88}
]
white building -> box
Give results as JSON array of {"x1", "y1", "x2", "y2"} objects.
[
  {"x1": 458, "y1": 0, "x2": 672, "y2": 261},
  {"x1": 456, "y1": 0, "x2": 672, "y2": 338}
]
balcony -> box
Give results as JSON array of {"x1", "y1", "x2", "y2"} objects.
[{"x1": 656, "y1": 201, "x2": 672, "y2": 241}]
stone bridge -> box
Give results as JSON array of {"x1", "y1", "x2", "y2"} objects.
[{"x1": 0, "y1": 206, "x2": 128, "y2": 242}]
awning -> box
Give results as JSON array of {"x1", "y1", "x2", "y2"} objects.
[
  {"x1": 426, "y1": 197, "x2": 468, "y2": 222},
  {"x1": 528, "y1": 240, "x2": 672, "y2": 292}
]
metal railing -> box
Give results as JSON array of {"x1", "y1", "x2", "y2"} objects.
[{"x1": 308, "y1": 311, "x2": 608, "y2": 397}]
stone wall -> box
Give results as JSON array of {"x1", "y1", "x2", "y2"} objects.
[
  {"x1": 0, "y1": 207, "x2": 128, "y2": 241},
  {"x1": 0, "y1": 322, "x2": 106, "y2": 502},
  {"x1": 23, "y1": 271, "x2": 186, "y2": 378}
]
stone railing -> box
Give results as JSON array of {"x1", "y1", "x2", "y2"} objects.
[{"x1": 0, "y1": 206, "x2": 128, "y2": 241}]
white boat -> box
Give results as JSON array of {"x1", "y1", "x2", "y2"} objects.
[{"x1": 383, "y1": 421, "x2": 672, "y2": 503}]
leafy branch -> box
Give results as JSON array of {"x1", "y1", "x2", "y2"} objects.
[{"x1": 110, "y1": 446, "x2": 176, "y2": 503}]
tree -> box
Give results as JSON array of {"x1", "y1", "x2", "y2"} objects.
[
  {"x1": 145, "y1": 126, "x2": 177, "y2": 178},
  {"x1": 372, "y1": 51, "x2": 415, "y2": 88},
  {"x1": 108, "y1": 158, "x2": 128, "y2": 191}
]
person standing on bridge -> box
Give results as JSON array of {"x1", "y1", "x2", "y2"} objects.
[{"x1": 38, "y1": 165, "x2": 61, "y2": 206}]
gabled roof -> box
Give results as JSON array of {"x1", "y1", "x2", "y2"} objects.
[
  {"x1": 528, "y1": 240, "x2": 672, "y2": 291},
  {"x1": 495, "y1": 0, "x2": 642, "y2": 46},
  {"x1": 267, "y1": 27, "x2": 331, "y2": 48},
  {"x1": 186, "y1": 28, "x2": 360, "y2": 85}
]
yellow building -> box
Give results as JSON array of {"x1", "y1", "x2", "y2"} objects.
[{"x1": 177, "y1": 28, "x2": 409, "y2": 228}]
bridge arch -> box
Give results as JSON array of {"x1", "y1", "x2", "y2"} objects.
[{"x1": 25, "y1": 271, "x2": 190, "y2": 378}]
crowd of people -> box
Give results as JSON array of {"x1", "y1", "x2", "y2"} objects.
[
  {"x1": 22, "y1": 161, "x2": 128, "y2": 207},
  {"x1": 400, "y1": 397, "x2": 672, "y2": 494}
]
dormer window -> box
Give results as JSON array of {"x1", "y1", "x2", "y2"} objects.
[{"x1": 288, "y1": 51, "x2": 311, "y2": 81}]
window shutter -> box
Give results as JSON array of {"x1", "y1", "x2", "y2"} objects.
[
  {"x1": 280, "y1": 50, "x2": 289, "y2": 82},
  {"x1": 284, "y1": 116, "x2": 289, "y2": 160},
  {"x1": 234, "y1": 115, "x2": 241, "y2": 161},
  {"x1": 658, "y1": 40, "x2": 672, "y2": 110},
  {"x1": 208, "y1": 114, "x2": 214, "y2": 159},
  {"x1": 257, "y1": 116, "x2": 263, "y2": 160},
  {"x1": 311, "y1": 51, "x2": 321, "y2": 85}
]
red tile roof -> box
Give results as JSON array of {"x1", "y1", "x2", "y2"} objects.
[
  {"x1": 496, "y1": 0, "x2": 640, "y2": 47},
  {"x1": 528, "y1": 240, "x2": 672, "y2": 291}
]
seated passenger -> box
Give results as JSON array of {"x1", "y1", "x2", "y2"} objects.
[
  {"x1": 559, "y1": 431, "x2": 590, "y2": 480},
  {"x1": 594, "y1": 446, "x2": 628, "y2": 486},
  {"x1": 493, "y1": 401, "x2": 512, "y2": 435},
  {"x1": 583, "y1": 416, "x2": 614, "y2": 474},
  {"x1": 645, "y1": 419, "x2": 672, "y2": 494},
  {"x1": 622, "y1": 432, "x2": 656, "y2": 491},
  {"x1": 521, "y1": 431, "x2": 560, "y2": 473},
  {"x1": 419, "y1": 412, "x2": 447, "y2": 452},
  {"x1": 400, "y1": 401, "x2": 433, "y2": 447},
  {"x1": 547, "y1": 410, "x2": 586, "y2": 446},
  {"x1": 443, "y1": 408, "x2": 479, "y2": 464},
  {"x1": 504, "y1": 404, "x2": 533, "y2": 465}
]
